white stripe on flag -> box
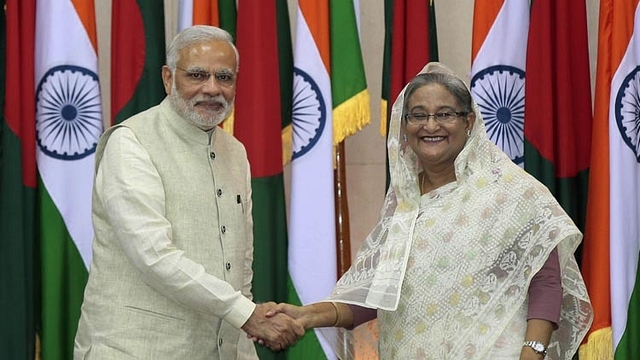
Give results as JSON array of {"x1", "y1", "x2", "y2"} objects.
[{"x1": 177, "y1": 1, "x2": 193, "y2": 32}]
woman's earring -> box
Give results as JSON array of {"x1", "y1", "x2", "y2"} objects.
[
  {"x1": 402, "y1": 134, "x2": 408, "y2": 142},
  {"x1": 466, "y1": 129, "x2": 471, "y2": 138}
]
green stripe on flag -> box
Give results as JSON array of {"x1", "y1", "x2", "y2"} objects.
[
  {"x1": 330, "y1": 0, "x2": 369, "y2": 144},
  {"x1": 0, "y1": 123, "x2": 37, "y2": 360},
  {"x1": 251, "y1": 176, "x2": 288, "y2": 304},
  {"x1": 39, "y1": 180, "x2": 88, "y2": 360},
  {"x1": 524, "y1": 142, "x2": 589, "y2": 230},
  {"x1": 252, "y1": 176, "x2": 289, "y2": 360},
  {"x1": 218, "y1": 0, "x2": 237, "y2": 40},
  {"x1": 615, "y1": 268, "x2": 640, "y2": 359},
  {"x1": 285, "y1": 277, "x2": 327, "y2": 359}
]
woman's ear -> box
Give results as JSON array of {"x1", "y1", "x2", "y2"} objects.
[{"x1": 466, "y1": 112, "x2": 476, "y2": 134}]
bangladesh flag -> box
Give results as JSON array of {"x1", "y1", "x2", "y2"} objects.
[
  {"x1": 111, "y1": 0, "x2": 166, "y2": 125},
  {"x1": 234, "y1": 1, "x2": 292, "y2": 359},
  {"x1": 1, "y1": 0, "x2": 37, "y2": 358},
  {"x1": 523, "y1": 0, "x2": 592, "y2": 239}
]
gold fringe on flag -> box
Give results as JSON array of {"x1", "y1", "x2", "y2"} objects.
[
  {"x1": 579, "y1": 327, "x2": 614, "y2": 360},
  {"x1": 282, "y1": 90, "x2": 370, "y2": 167},
  {"x1": 281, "y1": 124, "x2": 293, "y2": 166},
  {"x1": 380, "y1": 99, "x2": 388, "y2": 137},
  {"x1": 332, "y1": 89, "x2": 371, "y2": 145}
]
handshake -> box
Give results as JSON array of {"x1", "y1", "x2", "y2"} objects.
[{"x1": 241, "y1": 302, "x2": 309, "y2": 351}]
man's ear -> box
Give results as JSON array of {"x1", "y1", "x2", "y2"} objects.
[{"x1": 161, "y1": 65, "x2": 173, "y2": 95}]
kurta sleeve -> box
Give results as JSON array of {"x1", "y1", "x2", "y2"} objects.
[
  {"x1": 527, "y1": 247, "x2": 562, "y2": 328},
  {"x1": 347, "y1": 304, "x2": 377, "y2": 329}
]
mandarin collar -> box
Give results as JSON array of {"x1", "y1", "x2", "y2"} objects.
[{"x1": 159, "y1": 98, "x2": 214, "y2": 146}]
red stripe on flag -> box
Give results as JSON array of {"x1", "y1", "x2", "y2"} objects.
[
  {"x1": 389, "y1": 0, "x2": 431, "y2": 103},
  {"x1": 4, "y1": 0, "x2": 37, "y2": 188},
  {"x1": 111, "y1": 0, "x2": 146, "y2": 124},
  {"x1": 524, "y1": 0, "x2": 592, "y2": 177},
  {"x1": 234, "y1": 2, "x2": 283, "y2": 177}
]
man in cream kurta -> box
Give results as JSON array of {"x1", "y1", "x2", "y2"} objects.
[{"x1": 74, "y1": 26, "x2": 301, "y2": 359}]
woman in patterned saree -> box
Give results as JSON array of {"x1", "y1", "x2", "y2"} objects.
[{"x1": 270, "y1": 62, "x2": 593, "y2": 359}]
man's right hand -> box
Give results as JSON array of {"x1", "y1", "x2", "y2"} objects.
[{"x1": 241, "y1": 302, "x2": 305, "y2": 351}]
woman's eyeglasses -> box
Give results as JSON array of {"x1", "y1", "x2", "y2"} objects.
[{"x1": 404, "y1": 111, "x2": 468, "y2": 125}]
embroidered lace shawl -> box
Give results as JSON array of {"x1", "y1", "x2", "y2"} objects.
[{"x1": 324, "y1": 62, "x2": 593, "y2": 359}]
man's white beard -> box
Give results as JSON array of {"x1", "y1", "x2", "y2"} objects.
[{"x1": 168, "y1": 82, "x2": 233, "y2": 130}]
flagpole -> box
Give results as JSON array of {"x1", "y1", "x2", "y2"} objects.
[
  {"x1": 334, "y1": 142, "x2": 351, "y2": 277},
  {"x1": 334, "y1": 141, "x2": 354, "y2": 359}
]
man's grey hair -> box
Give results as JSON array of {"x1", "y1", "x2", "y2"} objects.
[{"x1": 166, "y1": 25, "x2": 239, "y2": 71}]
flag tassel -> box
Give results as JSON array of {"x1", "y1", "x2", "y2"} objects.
[
  {"x1": 579, "y1": 326, "x2": 613, "y2": 359},
  {"x1": 333, "y1": 89, "x2": 370, "y2": 145}
]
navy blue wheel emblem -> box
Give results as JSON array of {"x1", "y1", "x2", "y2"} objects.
[
  {"x1": 470, "y1": 65, "x2": 526, "y2": 165},
  {"x1": 292, "y1": 67, "x2": 327, "y2": 160},
  {"x1": 615, "y1": 66, "x2": 640, "y2": 163},
  {"x1": 36, "y1": 65, "x2": 102, "y2": 160}
]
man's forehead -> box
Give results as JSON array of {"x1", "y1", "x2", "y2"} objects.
[
  {"x1": 181, "y1": 40, "x2": 233, "y2": 55},
  {"x1": 178, "y1": 41, "x2": 236, "y2": 67}
]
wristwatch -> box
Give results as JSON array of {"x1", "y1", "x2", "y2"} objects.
[{"x1": 523, "y1": 341, "x2": 547, "y2": 357}]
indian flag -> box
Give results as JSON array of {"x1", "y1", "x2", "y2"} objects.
[
  {"x1": 581, "y1": 0, "x2": 640, "y2": 359},
  {"x1": 470, "y1": 0, "x2": 529, "y2": 166},
  {"x1": 35, "y1": 0, "x2": 102, "y2": 358},
  {"x1": 288, "y1": 1, "x2": 369, "y2": 358},
  {"x1": 288, "y1": 0, "x2": 337, "y2": 358}
]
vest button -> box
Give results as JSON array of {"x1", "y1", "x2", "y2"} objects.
[
  {"x1": 221, "y1": 225, "x2": 226, "y2": 234},
  {"x1": 217, "y1": 189, "x2": 222, "y2": 197},
  {"x1": 226, "y1": 262, "x2": 231, "y2": 271},
  {"x1": 218, "y1": 338, "x2": 223, "y2": 347},
  {"x1": 210, "y1": 152, "x2": 216, "y2": 160}
]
